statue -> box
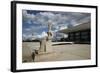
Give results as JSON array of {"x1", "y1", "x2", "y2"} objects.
[{"x1": 38, "y1": 21, "x2": 53, "y2": 54}]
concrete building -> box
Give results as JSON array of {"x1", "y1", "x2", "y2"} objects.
[{"x1": 59, "y1": 21, "x2": 91, "y2": 44}]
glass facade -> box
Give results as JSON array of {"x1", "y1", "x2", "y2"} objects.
[{"x1": 68, "y1": 30, "x2": 90, "y2": 43}]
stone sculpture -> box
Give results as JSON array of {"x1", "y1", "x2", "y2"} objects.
[{"x1": 38, "y1": 21, "x2": 53, "y2": 54}]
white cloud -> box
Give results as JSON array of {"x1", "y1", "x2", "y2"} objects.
[
  {"x1": 23, "y1": 10, "x2": 70, "y2": 26},
  {"x1": 23, "y1": 30, "x2": 48, "y2": 40},
  {"x1": 39, "y1": 12, "x2": 55, "y2": 19},
  {"x1": 59, "y1": 25, "x2": 68, "y2": 30},
  {"x1": 24, "y1": 28, "x2": 31, "y2": 31},
  {"x1": 22, "y1": 10, "x2": 35, "y2": 20},
  {"x1": 36, "y1": 31, "x2": 48, "y2": 39},
  {"x1": 22, "y1": 10, "x2": 91, "y2": 40},
  {"x1": 23, "y1": 10, "x2": 90, "y2": 26},
  {"x1": 22, "y1": 33, "x2": 32, "y2": 40}
]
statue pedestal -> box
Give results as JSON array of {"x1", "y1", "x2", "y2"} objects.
[
  {"x1": 38, "y1": 38, "x2": 46, "y2": 53},
  {"x1": 38, "y1": 38, "x2": 53, "y2": 54},
  {"x1": 45, "y1": 40, "x2": 52, "y2": 53}
]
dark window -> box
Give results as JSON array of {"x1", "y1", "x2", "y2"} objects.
[{"x1": 81, "y1": 31, "x2": 88, "y2": 41}]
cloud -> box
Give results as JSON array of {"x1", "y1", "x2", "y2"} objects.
[
  {"x1": 23, "y1": 10, "x2": 70, "y2": 26},
  {"x1": 22, "y1": 10, "x2": 91, "y2": 40},
  {"x1": 22, "y1": 10, "x2": 35, "y2": 21},
  {"x1": 23, "y1": 10, "x2": 90, "y2": 27},
  {"x1": 22, "y1": 33, "x2": 32, "y2": 40},
  {"x1": 24, "y1": 28, "x2": 31, "y2": 31},
  {"x1": 36, "y1": 31, "x2": 48, "y2": 38},
  {"x1": 23, "y1": 31, "x2": 48, "y2": 40}
]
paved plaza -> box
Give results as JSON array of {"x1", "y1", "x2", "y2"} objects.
[{"x1": 22, "y1": 42, "x2": 90, "y2": 63}]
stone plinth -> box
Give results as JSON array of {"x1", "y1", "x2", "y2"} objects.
[
  {"x1": 38, "y1": 37, "x2": 46, "y2": 53},
  {"x1": 45, "y1": 40, "x2": 52, "y2": 53},
  {"x1": 38, "y1": 37, "x2": 53, "y2": 54}
]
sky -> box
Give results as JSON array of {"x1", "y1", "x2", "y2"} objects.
[{"x1": 22, "y1": 10, "x2": 91, "y2": 40}]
